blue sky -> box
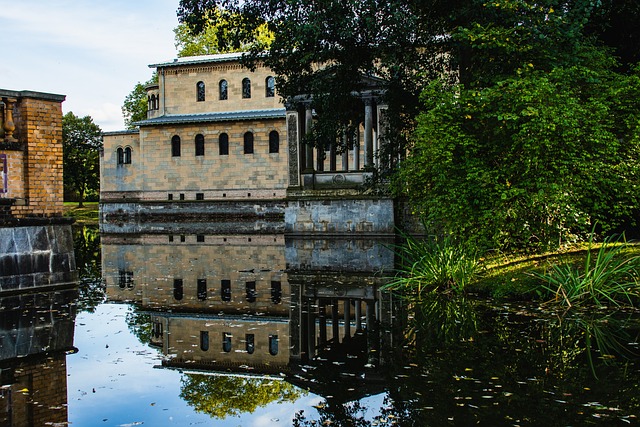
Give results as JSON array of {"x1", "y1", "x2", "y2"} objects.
[{"x1": 0, "y1": 0, "x2": 180, "y2": 131}]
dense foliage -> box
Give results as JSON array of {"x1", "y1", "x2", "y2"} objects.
[
  {"x1": 177, "y1": 0, "x2": 640, "y2": 252},
  {"x1": 62, "y1": 112, "x2": 102, "y2": 205},
  {"x1": 121, "y1": 73, "x2": 158, "y2": 129}
]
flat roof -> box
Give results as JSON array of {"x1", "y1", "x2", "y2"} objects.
[
  {"x1": 0, "y1": 89, "x2": 66, "y2": 102},
  {"x1": 149, "y1": 52, "x2": 252, "y2": 69},
  {"x1": 134, "y1": 108, "x2": 285, "y2": 127}
]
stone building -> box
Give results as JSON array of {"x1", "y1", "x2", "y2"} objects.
[
  {"x1": 0, "y1": 89, "x2": 76, "y2": 292},
  {"x1": 100, "y1": 53, "x2": 395, "y2": 235}
]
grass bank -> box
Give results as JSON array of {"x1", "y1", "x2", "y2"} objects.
[{"x1": 63, "y1": 201, "x2": 99, "y2": 225}]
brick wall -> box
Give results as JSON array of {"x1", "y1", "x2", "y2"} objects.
[{"x1": 0, "y1": 90, "x2": 66, "y2": 219}]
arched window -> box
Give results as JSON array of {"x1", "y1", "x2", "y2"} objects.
[
  {"x1": 219, "y1": 133, "x2": 229, "y2": 156},
  {"x1": 265, "y1": 76, "x2": 275, "y2": 97},
  {"x1": 200, "y1": 331, "x2": 209, "y2": 351},
  {"x1": 243, "y1": 132, "x2": 254, "y2": 154},
  {"x1": 197, "y1": 81, "x2": 205, "y2": 102},
  {"x1": 124, "y1": 147, "x2": 132, "y2": 164},
  {"x1": 173, "y1": 278, "x2": 183, "y2": 300},
  {"x1": 151, "y1": 94, "x2": 158, "y2": 110},
  {"x1": 195, "y1": 134, "x2": 205, "y2": 156},
  {"x1": 171, "y1": 135, "x2": 181, "y2": 157},
  {"x1": 117, "y1": 147, "x2": 124, "y2": 164},
  {"x1": 269, "y1": 334, "x2": 279, "y2": 356},
  {"x1": 147, "y1": 95, "x2": 151, "y2": 111},
  {"x1": 242, "y1": 78, "x2": 251, "y2": 99},
  {"x1": 269, "y1": 131, "x2": 279, "y2": 153},
  {"x1": 222, "y1": 332, "x2": 232, "y2": 353},
  {"x1": 219, "y1": 79, "x2": 228, "y2": 100}
]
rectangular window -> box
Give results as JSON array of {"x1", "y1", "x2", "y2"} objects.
[
  {"x1": 180, "y1": 193, "x2": 185, "y2": 200},
  {"x1": 197, "y1": 234, "x2": 205, "y2": 242},
  {"x1": 246, "y1": 281, "x2": 257, "y2": 303},
  {"x1": 197, "y1": 279, "x2": 207, "y2": 300},
  {"x1": 168, "y1": 193, "x2": 173, "y2": 201},
  {"x1": 221, "y1": 279, "x2": 231, "y2": 302},
  {"x1": 196, "y1": 193, "x2": 204, "y2": 200}
]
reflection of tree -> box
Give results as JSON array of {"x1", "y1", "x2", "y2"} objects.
[
  {"x1": 180, "y1": 374, "x2": 302, "y2": 418},
  {"x1": 73, "y1": 224, "x2": 105, "y2": 312},
  {"x1": 125, "y1": 309, "x2": 152, "y2": 345}
]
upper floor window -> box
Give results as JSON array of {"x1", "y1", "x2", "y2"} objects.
[
  {"x1": 242, "y1": 78, "x2": 251, "y2": 99},
  {"x1": 195, "y1": 134, "x2": 205, "y2": 156},
  {"x1": 244, "y1": 132, "x2": 254, "y2": 154},
  {"x1": 265, "y1": 76, "x2": 275, "y2": 97},
  {"x1": 197, "y1": 81, "x2": 205, "y2": 102},
  {"x1": 117, "y1": 147, "x2": 132, "y2": 164},
  {"x1": 171, "y1": 135, "x2": 181, "y2": 157},
  {"x1": 219, "y1": 79, "x2": 228, "y2": 100},
  {"x1": 219, "y1": 133, "x2": 229, "y2": 156},
  {"x1": 269, "y1": 131, "x2": 279, "y2": 154},
  {"x1": 173, "y1": 278, "x2": 184, "y2": 300}
]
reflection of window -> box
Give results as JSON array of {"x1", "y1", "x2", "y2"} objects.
[
  {"x1": 197, "y1": 279, "x2": 207, "y2": 300},
  {"x1": 246, "y1": 334, "x2": 255, "y2": 354},
  {"x1": 246, "y1": 281, "x2": 256, "y2": 303},
  {"x1": 269, "y1": 131, "x2": 279, "y2": 153},
  {"x1": 271, "y1": 281, "x2": 282, "y2": 304},
  {"x1": 152, "y1": 320, "x2": 163, "y2": 339},
  {"x1": 242, "y1": 78, "x2": 251, "y2": 98},
  {"x1": 171, "y1": 135, "x2": 181, "y2": 157},
  {"x1": 222, "y1": 332, "x2": 232, "y2": 352},
  {"x1": 118, "y1": 270, "x2": 134, "y2": 289},
  {"x1": 200, "y1": 331, "x2": 209, "y2": 351},
  {"x1": 243, "y1": 132, "x2": 254, "y2": 154},
  {"x1": 219, "y1": 133, "x2": 229, "y2": 156},
  {"x1": 195, "y1": 134, "x2": 205, "y2": 156},
  {"x1": 219, "y1": 79, "x2": 228, "y2": 100},
  {"x1": 269, "y1": 334, "x2": 279, "y2": 356},
  {"x1": 265, "y1": 76, "x2": 275, "y2": 97},
  {"x1": 221, "y1": 280, "x2": 231, "y2": 302},
  {"x1": 173, "y1": 278, "x2": 183, "y2": 300},
  {"x1": 197, "y1": 81, "x2": 205, "y2": 102}
]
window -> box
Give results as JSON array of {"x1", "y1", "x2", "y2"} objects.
[
  {"x1": 265, "y1": 76, "x2": 275, "y2": 97},
  {"x1": 244, "y1": 132, "x2": 254, "y2": 154},
  {"x1": 246, "y1": 281, "x2": 256, "y2": 303},
  {"x1": 269, "y1": 334, "x2": 279, "y2": 356},
  {"x1": 117, "y1": 147, "x2": 124, "y2": 164},
  {"x1": 195, "y1": 134, "x2": 205, "y2": 156},
  {"x1": 222, "y1": 332, "x2": 232, "y2": 352},
  {"x1": 197, "y1": 81, "x2": 205, "y2": 102},
  {"x1": 197, "y1": 279, "x2": 207, "y2": 300},
  {"x1": 197, "y1": 234, "x2": 205, "y2": 242},
  {"x1": 151, "y1": 94, "x2": 158, "y2": 110},
  {"x1": 219, "y1": 79, "x2": 228, "y2": 100},
  {"x1": 173, "y1": 278, "x2": 183, "y2": 300},
  {"x1": 200, "y1": 331, "x2": 209, "y2": 351},
  {"x1": 221, "y1": 279, "x2": 231, "y2": 302},
  {"x1": 118, "y1": 271, "x2": 133, "y2": 289},
  {"x1": 271, "y1": 281, "x2": 282, "y2": 304},
  {"x1": 269, "y1": 131, "x2": 279, "y2": 154},
  {"x1": 124, "y1": 147, "x2": 132, "y2": 164},
  {"x1": 219, "y1": 133, "x2": 229, "y2": 155},
  {"x1": 171, "y1": 135, "x2": 181, "y2": 157},
  {"x1": 152, "y1": 320, "x2": 163, "y2": 339},
  {"x1": 245, "y1": 334, "x2": 255, "y2": 354},
  {"x1": 242, "y1": 78, "x2": 251, "y2": 98},
  {"x1": 196, "y1": 193, "x2": 204, "y2": 201}
]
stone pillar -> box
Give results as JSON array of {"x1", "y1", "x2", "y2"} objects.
[
  {"x1": 364, "y1": 97, "x2": 374, "y2": 167},
  {"x1": 286, "y1": 104, "x2": 300, "y2": 187},
  {"x1": 304, "y1": 103, "x2": 314, "y2": 173}
]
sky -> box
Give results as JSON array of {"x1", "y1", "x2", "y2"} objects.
[{"x1": 0, "y1": 0, "x2": 181, "y2": 131}]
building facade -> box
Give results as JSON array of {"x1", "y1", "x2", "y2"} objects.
[{"x1": 101, "y1": 53, "x2": 396, "y2": 235}]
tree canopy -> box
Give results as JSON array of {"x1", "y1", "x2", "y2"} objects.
[{"x1": 62, "y1": 112, "x2": 102, "y2": 206}]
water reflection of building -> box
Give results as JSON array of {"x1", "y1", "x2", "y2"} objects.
[
  {"x1": 0, "y1": 288, "x2": 77, "y2": 426},
  {"x1": 102, "y1": 231, "x2": 398, "y2": 399}
]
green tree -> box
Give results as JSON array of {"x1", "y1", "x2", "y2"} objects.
[
  {"x1": 121, "y1": 73, "x2": 157, "y2": 129},
  {"x1": 62, "y1": 112, "x2": 102, "y2": 207},
  {"x1": 180, "y1": 374, "x2": 302, "y2": 418}
]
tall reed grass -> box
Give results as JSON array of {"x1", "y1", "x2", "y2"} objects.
[{"x1": 534, "y1": 233, "x2": 640, "y2": 308}]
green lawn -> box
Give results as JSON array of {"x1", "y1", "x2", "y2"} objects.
[{"x1": 63, "y1": 201, "x2": 99, "y2": 224}]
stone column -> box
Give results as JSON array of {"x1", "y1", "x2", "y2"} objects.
[
  {"x1": 304, "y1": 103, "x2": 314, "y2": 173},
  {"x1": 364, "y1": 97, "x2": 374, "y2": 167},
  {"x1": 285, "y1": 102, "x2": 300, "y2": 187}
]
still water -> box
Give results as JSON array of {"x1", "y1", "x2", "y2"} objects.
[{"x1": 2, "y1": 225, "x2": 640, "y2": 426}]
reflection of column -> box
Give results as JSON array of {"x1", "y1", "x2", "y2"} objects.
[
  {"x1": 343, "y1": 299, "x2": 351, "y2": 340},
  {"x1": 304, "y1": 103, "x2": 314, "y2": 173},
  {"x1": 366, "y1": 300, "x2": 379, "y2": 366},
  {"x1": 364, "y1": 98, "x2": 374, "y2": 167},
  {"x1": 355, "y1": 300, "x2": 362, "y2": 331},
  {"x1": 319, "y1": 301, "x2": 327, "y2": 345},
  {"x1": 307, "y1": 298, "x2": 316, "y2": 358},
  {"x1": 290, "y1": 283, "x2": 302, "y2": 360},
  {"x1": 331, "y1": 298, "x2": 340, "y2": 344}
]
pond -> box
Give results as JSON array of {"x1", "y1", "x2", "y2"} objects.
[{"x1": 1, "y1": 224, "x2": 639, "y2": 426}]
